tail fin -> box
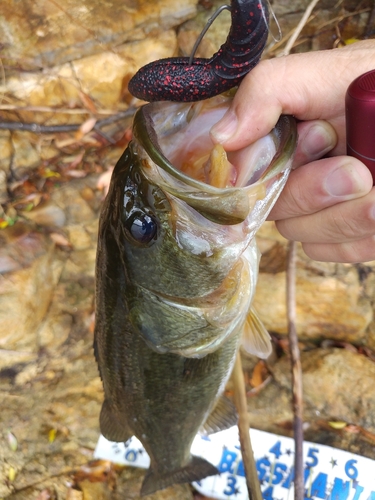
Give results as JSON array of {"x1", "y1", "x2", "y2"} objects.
[{"x1": 140, "y1": 455, "x2": 218, "y2": 496}]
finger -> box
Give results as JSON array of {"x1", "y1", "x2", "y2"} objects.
[
  {"x1": 210, "y1": 54, "x2": 344, "y2": 150},
  {"x1": 293, "y1": 120, "x2": 337, "y2": 168},
  {"x1": 275, "y1": 187, "x2": 375, "y2": 244},
  {"x1": 301, "y1": 236, "x2": 375, "y2": 263},
  {"x1": 210, "y1": 41, "x2": 375, "y2": 151},
  {"x1": 268, "y1": 156, "x2": 372, "y2": 221}
]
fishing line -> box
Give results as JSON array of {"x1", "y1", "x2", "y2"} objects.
[
  {"x1": 188, "y1": 4, "x2": 231, "y2": 64},
  {"x1": 265, "y1": 0, "x2": 282, "y2": 43}
]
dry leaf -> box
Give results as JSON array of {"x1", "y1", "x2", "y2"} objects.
[
  {"x1": 50, "y1": 232, "x2": 72, "y2": 248},
  {"x1": 66, "y1": 170, "x2": 87, "y2": 178},
  {"x1": 249, "y1": 360, "x2": 268, "y2": 388},
  {"x1": 49, "y1": 428, "x2": 57, "y2": 443},
  {"x1": 68, "y1": 152, "x2": 85, "y2": 170},
  {"x1": 79, "y1": 91, "x2": 98, "y2": 114},
  {"x1": 328, "y1": 421, "x2": 347, "y2": 430},
  {"x1": 66, "y1": 487, "x2": 83, "y2": 500},
  {"x1": 75, "y1": 118, "x2": 97, "y2": 140},
  {"x1": 72, "y1": 460, "x2": 115, "y2": 483},
  {"x1": 96, "y1": 168, "x2": 114, "y2": 196},
  {"x1": 8, "y1": 466, "x2": 16, "y2": 481},
  {"x1": 36, "y1": 488, "x2": 54, "y2": 500},
  {"x1": 7, "y1": 430, "x2": 18, "y2": 451}
]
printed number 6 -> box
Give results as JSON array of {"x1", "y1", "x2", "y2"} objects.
[
  {"x1": 345, "y1": 459, "x2": 358, "y2": 480},
  {"x1": 305, "y1": 448, "x2": 319, "y2": 467}
]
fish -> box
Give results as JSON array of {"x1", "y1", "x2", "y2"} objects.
[
  {"x1": 94, "y1": 93, "x2": 297, "y2": 496},
  {"x1": 128, "y1": 0, "x2": 269, "y2": 102}
]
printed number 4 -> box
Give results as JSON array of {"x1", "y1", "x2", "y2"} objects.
[
  {"x1": 306, "y1": 448, "x2": 319, "y2": 468},
  {"x1": 269, "y1": 441, "x2": 282, "y2": 459}
]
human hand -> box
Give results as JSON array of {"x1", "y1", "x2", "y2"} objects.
[{"x1": 211, "y1": 40, "x2": 375, "y2": 263}]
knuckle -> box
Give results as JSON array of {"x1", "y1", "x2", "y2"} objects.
[
  {"x1": 326, "y1": 205, "x2": 369, "y2": 240},
  {"x1": 281, "y1": 176, "x2": 315, "y2": 217}
]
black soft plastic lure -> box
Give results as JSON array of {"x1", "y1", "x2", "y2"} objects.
[{"x1": 128, "y1": 0, "x2": 269, "y2": 102}]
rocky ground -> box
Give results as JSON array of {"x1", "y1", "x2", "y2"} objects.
[{"x1": 1, "y1": 0, "x2": 375, "y2": 498}]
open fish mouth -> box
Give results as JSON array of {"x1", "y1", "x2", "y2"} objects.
[
  {"x1": 124, "y1": 93, "x2": 297, "y2": 358},
  {"x1": 132, "y1": 93, "x2": 297, "y2": 229}
]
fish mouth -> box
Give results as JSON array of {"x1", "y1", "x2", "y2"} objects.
[{"x1": 132, "y1": 94, "x2": 297, "y2": 226}]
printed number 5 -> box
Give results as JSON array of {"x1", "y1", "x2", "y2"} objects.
[{"x1": 306, "y1": 448, "x2": 319, "y2": 468}]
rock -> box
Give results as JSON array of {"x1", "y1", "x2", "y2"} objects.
[
  {"x1": 9, "y1": 132, "x2": 41, "y2": 175},
  {"x1": 273, "y1": 348, "x2": 375, "y2": 432},
  {"x1": 21, "y1": 202, "x2": 67, "y2": 227},
  {"x1": 1, "y1": 0, "x2": 197, "y2": 73},
  {"x1": 253, "y1": 223, "x2": 375, "y2": 344},
  {"x1": 0, "y1": 223, "x2": 63, "y2": 351}
]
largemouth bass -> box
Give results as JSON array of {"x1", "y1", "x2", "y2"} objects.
[{"x1": 94, "y1": 94, "x2": 297, "y2": 496}]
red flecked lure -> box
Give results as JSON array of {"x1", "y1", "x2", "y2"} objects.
[{"x1": 128, "y1": 0, "x2": 269, "y2": 102}]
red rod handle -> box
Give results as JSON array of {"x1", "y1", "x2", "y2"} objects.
[{"x1": 346, "y1": 69, "x2": 375, "y2": 184}]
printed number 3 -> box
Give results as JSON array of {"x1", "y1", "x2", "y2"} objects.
[
  {"x1": 224, "y1": 475, "x2": 237, "y2": 496},
  {"x1": 306, "y1": 448, "x2": 319, "y2": 468}
]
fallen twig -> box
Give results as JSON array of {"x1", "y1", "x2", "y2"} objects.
[
  {"x1": 364, "y1": 0, "x2": 375, "y2": 38},
  {"x1": 0, "y1": 105, "x2": 125, "y2": 114},
  {"x1": 0, "y1": 108, "x2": 135, "y2": 134},
  {"x1": 278, "y1": 0, "x2": 321, "y2": 57},
  {"x1": 286, "y1": 241, "x2": 304, "y2": 500},
  {"x1": 232, "y1": 352, "x2": 262, "y2": 500}
]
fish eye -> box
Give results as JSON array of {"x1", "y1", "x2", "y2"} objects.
[{"x1": 127, "y1": 212, "x2": 157, "y2": 244}]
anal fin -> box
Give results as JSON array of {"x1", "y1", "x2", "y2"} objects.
[
  {"x1": 99, "y1": 399, "x2": 132, "y2": 443},
  {"x1": 141, "y1": 455, "x2": 218, "y2": 497},
  {"x1": 201, "y1": 395, "x2": 238, "y2": 434}
]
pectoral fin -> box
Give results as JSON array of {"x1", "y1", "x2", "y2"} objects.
[
  {"x1": 241, "y1": 308, "x2": 272, "y2": 359},
  {"x1": 99, "y1": 399, "x2": 132, "y2": 443},
  {"x1": 201, "y1": 395, "x2": 238, "y2": 434}
]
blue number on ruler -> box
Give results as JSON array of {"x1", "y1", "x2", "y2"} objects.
[
  {"x1": 125, "y1": 449, "x2": 138, "y2": 462},
  {"x1": 366, "y1": 492, "x2": 375, "y2": 500},
  {"x1": 269, "y1": 441, "x2": 282, "y2": 459},
  {"x1": 305, "y1": 448, "x2": 319, "y2": 468},
  {"x1": 224, "y1": 475, "x2": 237, "y2": 496},
  {"x1": 263, "y1": 486, "x2": 274, "y2": 500},
  {"x1": 345, "y1": 459, "x2": 358, "y2": 480}
]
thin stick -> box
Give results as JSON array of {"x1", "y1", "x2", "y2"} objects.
[
  {"x1": 286, "y1": 241, "x2": 304, "y2": 500},
  {"x1": 0, "y1": 108, "x2": 135, "y2": 134},
  {"x1": 364, "y1": 0, "x2": 375, "y2": 38},
  {"x1": 0, "y1": 105, "x2": 127, "y2": 115},
  {"x1": 278, "y1": 0, "x2": 321, "y2": 57},
  {"x1": 232, "y1": 352, "x2": 262, "y2": 500}
]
